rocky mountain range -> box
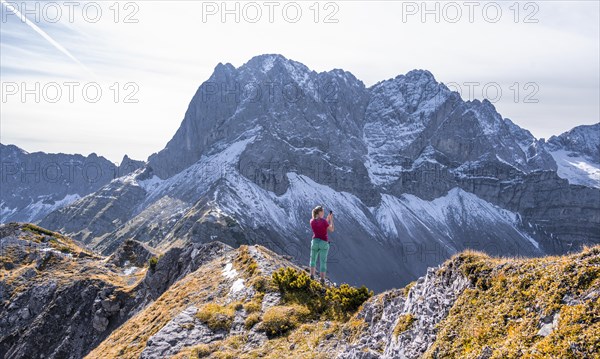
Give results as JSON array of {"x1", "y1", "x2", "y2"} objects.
[
  {"x1": 1, "y1": 54, "x2": 599, "y2": 291},
  {"x1": 1, "y1": 222, "x2": 597, "y2": 358},
  {"x1": 0, "y1": 144, "x2": 144, "y2": 223}
]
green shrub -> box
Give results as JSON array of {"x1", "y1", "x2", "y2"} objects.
[
  {"x1": 272, "y1": 267, "x2": 327, "y2": 315},
  {"x1": 271, "y1": 267, "x2": 373, "y2": 320},
  {"x1": 325, "y1": 284, "x2": 373, "y2": 320},
  {"x1": 148, "y1": 256, "x2": 158, "y2": 271},
  {"x1": 260, "y1": 305, "x2": 310, "y2": 337}
]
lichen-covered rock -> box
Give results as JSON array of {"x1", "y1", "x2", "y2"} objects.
[
  {"x1": 141, "y1": 306, "x2": 226, "y2": 359},
  {"x1": 136, "y1": 241, "x2": 233, "y2": 305}
]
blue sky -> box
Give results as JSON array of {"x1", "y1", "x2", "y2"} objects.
[{"x1": 1, "y1": 1, "x2": 598, "y2": 164}]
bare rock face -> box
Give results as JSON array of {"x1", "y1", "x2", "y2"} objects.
[
  {"x1": 337, "y1": 260, "x2": 470, "y2": 359},
  {"x1": 140, "y1": 306, "x2": 226, "y2": 359},
  {"x1": 136, "y1": 241, "x2": 234, "y2": 304},
  {"x1": 0, "y1": 223, "x2": 237, "y2": 359}
]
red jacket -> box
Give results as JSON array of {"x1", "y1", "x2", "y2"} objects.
[{"x1": 310, "y1": 218, "x2": 329, "y2": 241}]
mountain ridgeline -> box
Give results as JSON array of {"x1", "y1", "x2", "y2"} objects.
[
  {"x1": 1, "y1": 223, "x2": 598, "y2": 358},
  {"x1": 0, "y1": 144, "x2": 144, "y2": 223},
  {"x1": 1, "y1": 54, "x2": 599, "y2": 291}
]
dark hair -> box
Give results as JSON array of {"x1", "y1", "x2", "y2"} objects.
[{"x1": 312, "y1": 205, "x2": 324, "y2": 219}]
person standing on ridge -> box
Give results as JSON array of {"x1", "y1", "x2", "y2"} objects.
[{"x1": 309, "y1": 205, "x2": 334, "y2": 285}]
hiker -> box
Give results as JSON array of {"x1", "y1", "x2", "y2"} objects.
[{"x1": 309, "y1": 205, "x2": 334, "y2": 285}]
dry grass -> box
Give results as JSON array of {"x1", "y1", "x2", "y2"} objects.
[
  {"x1": 244, "y1": 312, "x2": 261, "y2": 329},
  {"x1": 86, "y1": 257, "x2": 229, "y2": 359},
  {"x1": 260, "y1": 304, "x2": 311, "y2": 337},
  {"x1": 424, "y1": 245, "x2": 600, "y2": 359},
  {"x1": 393, "y1": 314, "x2": 416, "y2": 337},
  {"x1": 196, "y1": 303, "x2": 239, "y2": 331}
]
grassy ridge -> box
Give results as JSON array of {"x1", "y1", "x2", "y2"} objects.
[{"x1": 425, "y1": 246, "x2": 600, "y2": 359}]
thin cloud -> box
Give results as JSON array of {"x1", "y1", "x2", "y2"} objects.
[{"x1": 0, "y1": 0, "x2": 96, "y2": 78}]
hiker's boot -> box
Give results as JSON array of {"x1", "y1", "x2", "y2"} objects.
[
  {"x1": 310, "y1": 274, "x2": 314, "y2": 280},
  {"x1": 320, "y1": 277, "x2": 325, "y2": 286}
]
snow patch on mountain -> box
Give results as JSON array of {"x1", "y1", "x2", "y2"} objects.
[
  {"x1": 230, "y1": 278, "x2": 245, "y2": 294},
  {"x1": 222, "y1": 262, "x2": 238, "y2": 279},
  {"x1": 548, "y1": 150, "x2": 600, "y2": 188},
  {"x1": 214, "y1": 170, "x2": 378, "y2": 235},
  {"x1": 363, "y1": 156, "x2": 404, "y2": 186},
  {"x1": 372, "y1": 188, "x2": 540, "y2": 252},
  {"x1": 279, "y1": 172, "x2": 378, "y2": 232},
  {"x1": 138, "y1": 175, "x2": 164, "y2": 191},
  {"x1": 24, "y1": 193, "x2": 81, "y2": 222},
  {"x1": 0, "y1": 205, "x2": 17, "y2": 221},
  {"x1": 261, "y1": 56, "x2": 276, "y2": 73},
  {"x1": 140, "y1": 134, "x2": 258, "y2": 209}
]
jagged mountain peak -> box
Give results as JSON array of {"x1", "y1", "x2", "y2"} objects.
[
  {"x1": 1, "y1": 143, "x2": 29, "y2": 155},
  {"x1": 400, "y1": 68, "x2": 437, "y2": 82},
  {"x1": 547, "y1": 123, "x2": 600, "y2": 160},
  {"x1": 237, "y1": 53, "x2": 315, "y2": 84},
  {"x1": 242, "y1": 53, "x2": 296, "y2": 70},
  {"x1": 371, "y1": 68, "x2": 439, "y2": 89},
  {"x1": 209, "y1": 61, "x2": 237, "y2": 80}
]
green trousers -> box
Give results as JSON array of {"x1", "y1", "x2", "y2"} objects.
[{"x1": 309, "y1": 238, "x2": 330, "y2": 273}]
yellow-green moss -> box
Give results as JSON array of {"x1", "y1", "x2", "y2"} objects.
[{"x1": 402, "y1": 281, "x2": 416, "y2": 297}]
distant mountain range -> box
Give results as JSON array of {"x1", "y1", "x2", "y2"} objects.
[
  {"x1": 2, "y1": 54, "x2": 599, "y2": 291},
  {"x1": 0, "y1": 144, "x2": 144, "y2": 223}
]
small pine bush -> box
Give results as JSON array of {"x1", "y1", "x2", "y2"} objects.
[
  {"x1": 325, "y1": 284, "x2": 373, "y2": 320},
  {"x1": 148, "y1": 256, "x2": 158, "y2": 271},
  {"x1": 271, "y1": 267, "x2": 373, "y2": 320}
]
